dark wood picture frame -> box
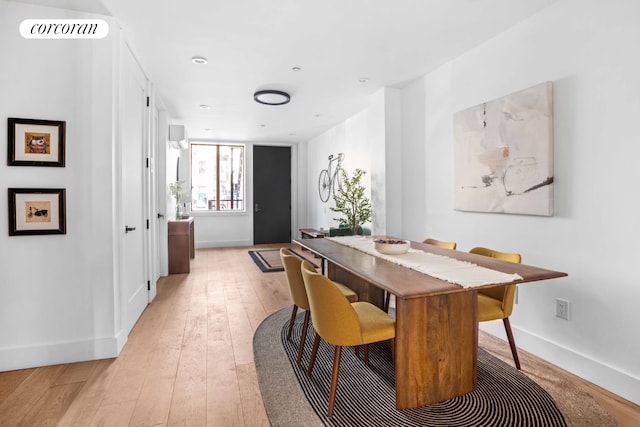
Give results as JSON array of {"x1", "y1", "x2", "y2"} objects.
[
  {"x1": 8, "y1": 117, "x2": 66, "y2": 167},
  {"x1": 8, "y1": 188, "x2": 67, "y2": 236}
]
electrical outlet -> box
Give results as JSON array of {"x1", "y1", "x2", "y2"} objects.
[{"x1": 555, "y1": 298, "x2": 570, "y2": 320}]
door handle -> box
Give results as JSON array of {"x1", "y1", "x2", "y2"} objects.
[
  {"x1": 125, "y1": 225, "x2": 136, "y2": 233},
  {"x1": 255, "y1": 203, "x2": 261, "y2": 213},
  {"x1": 157, "y1": 213, "x2": 165, "y2": 219}
]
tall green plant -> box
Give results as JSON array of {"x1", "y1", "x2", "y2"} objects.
[{"x1": 331, "y1": 168, "x2": 372, "y2": 235}]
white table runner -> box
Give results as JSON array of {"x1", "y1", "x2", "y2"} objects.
[{"x1": 326, "y1": 236, "x2": 523, "y2": 288}]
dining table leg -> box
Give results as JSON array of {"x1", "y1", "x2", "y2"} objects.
[{"x1": 394, "y1": 291, "x2": 478, "y2": 409}]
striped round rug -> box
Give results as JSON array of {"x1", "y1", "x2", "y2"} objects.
[{"x1": 282, "y1": 314, "x2": 566, "y2": 426}]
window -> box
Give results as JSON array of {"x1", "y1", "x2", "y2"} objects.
[{"x1": 190, "y1": 143, "x2": 245, "y2": 211}]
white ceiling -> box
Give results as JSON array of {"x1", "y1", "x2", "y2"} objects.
[{"x1": 13, "y1": 0, "x2": 556, "y2": 142}]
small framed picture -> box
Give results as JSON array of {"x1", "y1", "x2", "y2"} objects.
[
  {"x1": 8, "y1": 117, "x2": 66, "y2": 167},
  {"x1": 8, "y1": 188, "x2": 66, "y2": 236}
]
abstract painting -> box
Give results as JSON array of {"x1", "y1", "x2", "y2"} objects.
[{"x1": 453, "y1": 82, "x2": 553, "y2": 216}]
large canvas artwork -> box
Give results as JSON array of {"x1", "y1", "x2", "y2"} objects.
[{"x1": 453, "y1": 82, "x2": 554, "y2": 216}]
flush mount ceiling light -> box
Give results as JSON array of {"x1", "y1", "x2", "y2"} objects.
[
  {"x1": 253, "y1": 90, "x2": 290, "y2": 106},
  {"x1": 191, "y1": 56, "x2": 208, "y2": 65}
]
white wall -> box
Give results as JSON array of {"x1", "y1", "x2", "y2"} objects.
[
  {"x1": 410, "y1": 0, "x2": 640, "y2": 404},
  {"x1": 384, "y1": 89, "x2": 403, "y2": 237},
  {"x1": 399, "y1": 77, "x2": 427, "y2": 239},
  {"x1": 0, "y1": 1, "x2": 121, "y2": 368},
  {"x1": 305, "y1": 88, "x2": 392, "y2": 235}
]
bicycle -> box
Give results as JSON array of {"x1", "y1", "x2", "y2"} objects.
[
  {"x1": 318, "y1": 153, "x2": 345, "y2": 203},
  {"x1": 27, "y1": 206, "x2": 48, "y2": 218}
]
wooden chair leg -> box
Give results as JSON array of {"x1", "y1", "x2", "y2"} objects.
[
  {"x1": 296, "y1": 311, "x2": 310, "y2": 364},
  {"x1": 503, "y1": 317, "x2": 521, "y2": 370},
  {"x1": 364, "y1": 344, "x2": 369, "y2": 366},
  {"x1": 384, "y1": 292, "x2": 391, "y2": 312},
  {"x1": 307, "y1": 333, "x2": 321, "y2": 376},
  {"x1": 328, "y1": 346, "x2": 343, "y2": 417},
  {"x1": 287, "y1": 305, "x2": 298, "y2": 340}
]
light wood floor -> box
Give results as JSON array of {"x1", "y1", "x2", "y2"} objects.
[{"x1": 0, "y1": 245, "x2": 639, "y2": 426}]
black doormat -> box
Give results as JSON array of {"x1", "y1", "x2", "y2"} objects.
[{"x1": 249, "y1": 248, "x2": 318, "y2": 273}]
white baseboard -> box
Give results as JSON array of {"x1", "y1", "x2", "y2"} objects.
[
  {"x1": 114, "y1": 328, "x2": 128, "y2": 354},
  {"x1": 0, "y1": 336, "x2": 121, "y2": 371},
  {"x1": 196, "y1": 239, "x2": 253, "y2": 248},
  {"x1": 480, "y1": 322, "x2": 640, "y2": 405}
]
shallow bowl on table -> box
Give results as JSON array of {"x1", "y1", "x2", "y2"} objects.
[{"x1": 374, "y1": 239, "x2": 411, "y2": 255}]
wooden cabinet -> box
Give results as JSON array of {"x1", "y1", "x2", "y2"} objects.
[{"x1": 168, "y1": 218, "x2": 194, "y2": 274}]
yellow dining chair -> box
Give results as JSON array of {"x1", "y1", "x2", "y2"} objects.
[
  {"x1": 280, "y1": 248, "x2": 357, "y2": 364},
  {"x1": 469, "y1": 246, "x2": 522, "y2": 369},
  {"x1": 301, "y1": 260, "x2": 396, "y2": 417},
  {"x1": 422, "y1": 238, "x2": 457, "y2": 250}
]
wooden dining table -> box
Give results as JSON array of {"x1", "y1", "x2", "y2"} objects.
[{"x1": 293, "y1": 237, "x2": 567, "y2": 410}]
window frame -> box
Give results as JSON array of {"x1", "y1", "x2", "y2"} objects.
[{"x1": 189, "y1": 142, "x2": 246, "y2": 215}]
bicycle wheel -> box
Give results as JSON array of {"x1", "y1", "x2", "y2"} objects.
[{"x1": 318, "y1": 169, "x2": 331, "y2": 202}]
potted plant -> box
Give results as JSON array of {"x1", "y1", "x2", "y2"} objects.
[
  {"x1": 331, "y1": 168, "x2": 372, "y2": 235},
  {"x1": 169, "y1": 181, "x2": 188, "y2": 218}
]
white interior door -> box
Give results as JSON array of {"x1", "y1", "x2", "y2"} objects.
[
  {"x1": 147, "y1": 101, "x2": 159, "y2": 301},
  {"x1": 121, "y1": 44, "x2": 148, "y2": 335}
]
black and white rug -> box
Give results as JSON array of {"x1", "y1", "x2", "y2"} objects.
[{"x1": 255, "y1": 307, "x2": 567, "y2": 427}]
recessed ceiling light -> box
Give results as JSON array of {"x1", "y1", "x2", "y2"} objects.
[
  {"x1": 199, "y1": 104, "x2": 210, "y2": 109},
  {"x1": 358, "y1": 77, "x2": 370, "y2": 83},
  {"x1": 254, "y1": 90, "x2": 291, "y2": 106},
  {"x1": 192, "y1": 56, "x2": 208, "y2": 65},
  {"x1": 292, "y1": 66, "x2": 301, "y2": 71}
]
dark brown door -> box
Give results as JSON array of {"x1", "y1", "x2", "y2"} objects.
[{"x1": 253, "y1": 146, "x2": 291, "y2": 244}]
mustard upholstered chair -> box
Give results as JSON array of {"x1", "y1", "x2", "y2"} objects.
[
  {"x1": 301, "y1": 260, "x2": 395, "y2": 417},
  {"x1": 469, "y1": 246, "x2": 522, "y2": 369},
  {"x1": 280, "y1": 248, "x2": 357, "y2": 364},
  {"x1": 422, "y1": 238, "x2": 457, "y2": 250}
]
